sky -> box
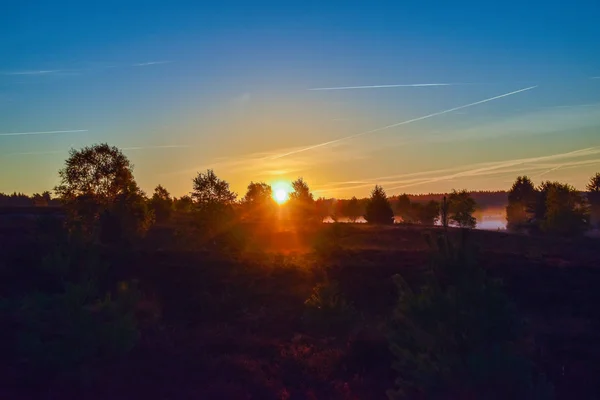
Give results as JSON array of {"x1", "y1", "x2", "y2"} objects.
[{"x1": 1, "y1": 0, "x2": 600, "y2": 198}]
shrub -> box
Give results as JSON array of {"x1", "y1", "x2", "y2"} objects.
[
  {"x1": 387, "y1": 230, "x2": 553, "y2": 399},
  {"x1": 0, "y1": 246, "x2": 140, "y2": 381},
  {"x1": 303, "y1": 280, "x2": 359, "y2": 335}
]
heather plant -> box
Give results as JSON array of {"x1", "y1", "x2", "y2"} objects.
[{"x1": 387, "y1": 230, "x2": 553, "y2": 399}]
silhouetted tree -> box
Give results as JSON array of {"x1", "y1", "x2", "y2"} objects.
[
  {"x1": 418, "y1": 200, "x2": 440, "y2": 226},
  {"x1": 506, "y1": 176, "x2": 537, "y2": 232},
  {"x1": 365, "y1": 185, "x2": 394, "y2": 225},
  {"x1": 315, "y1": 197, "x2": 330, "y2": 222},
  {"x1": 55, "y1": 143, "x2": 135, "y2": 203},
  {"x1": 32, "y1": 193, "x2": 48, "y2": 207},
  {"x1": 540, "y1": 181, "x2": 589, "y2": 236},
  {"x1": 242, "y1": 182, "x2": 275, "y2": 222},
  {"x1": 587, "y1": 172, "x2": 600, "y2": 228},
  {"x1": 149, "y1": 184, "x2": 173, "y2": 223},
  {"x1": 55, "y1": 144, "x2": 152, "y2": 241},
  {"x1": 344, "y1": 196, "x2": 361, "y2": 223},
  {"x1": 440, "y1": 195, "x2": 449, "y2": 230},
  {"x1": 396, "y1": 194, "x2": 413, "y2": 223},
  {"x1": 448, "y1": 189, "x2": 476, "y2": 228},
  {"x1": 174, "y1": 195, "x2": 193, "y2": 212},
  {"x1": 289, "y1": 177, "x2": 316, "y2": 223},
  {"x1": 191, "y1": 169, "x2": 237, "y2": 206}
]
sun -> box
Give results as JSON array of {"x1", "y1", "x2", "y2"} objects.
[{"x1": 274, "y1": 188, "x2": 289, "y2": 204}]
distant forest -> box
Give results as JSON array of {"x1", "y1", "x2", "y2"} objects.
[
  {"x1": 390, "y1": 191, "x2": 508, "y2": 210},
  {"x1": 0, "y1": 190, "x2": 508, "y2": 210}
]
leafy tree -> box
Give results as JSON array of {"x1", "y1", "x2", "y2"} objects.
[
  {"x1": 55, "y1": 143, "x2": 135, "y2": 203},
  {"x1": 396, "y1": 194, "x2": 414, "y2": 223},
  {"x1": 242, "y1": 182, "x2": 275, "y2": 222},
  {"x1": 587, "y1": 172, "x2": 600, "y2": 228},
  {"x1": 448, "y1": 189, "x2": 477, "y2": 228},
  {"x1": 191, "y1": 169, "x2": 237, "y2": 206},
  {"x1": 344, "y1": 196, "x2": 362, "y2": 223},
  {"x1": 365, "y1": 185, "x2": 394, "y2": 225},
  {"x1": 315, "y1": 197, "x2": 330, "y2": 222},
  {"x1": 174, "y1": 195, "x2": 193, "y2": 212},
  {"x1": 418, "y1": 200, "x2": 440, "y2": 226},
  {"x1": 289, "y1": 177, "x2": 316, "y2": 223},
  {"x1": 149, "y1": 185, "x2": 174, "y2": 223},
  {"x1": 54, "y1": 144, "x2": 152, "y2": 241},
  {"x1": 506, "y1": 176, "x2": 537, "y2": 232},
  {"x1": 540, "y1": 181, "x2": 589, "y2": 236},
  {"x1": 191, "y1": 169, "x2": 238, "y2": 240}
]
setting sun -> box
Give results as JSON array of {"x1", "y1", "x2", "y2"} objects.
[{"x1": 274, "y1": 188, "x2": 289, "y2": 204}]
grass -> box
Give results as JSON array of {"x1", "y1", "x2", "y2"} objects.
[{"x1": 1, "y1": 222, "x2": 600, "y2": 398}]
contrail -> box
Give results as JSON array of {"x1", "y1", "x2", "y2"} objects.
[
  {"x1": 0, "y1": 129, "x2": 88, "y2": 137},
  {"x1": 309, "y1": 83, "x2": 457, "y2": 91},
  {"x1": 269, "y1": 86, "x2": 537, "y2": 160},
  {"x1": 2, "y1": 70, "x2": 62, "y2": 75},
  {"x1": 122, "y1": 145, "x2": 189, "y2": 150},
  {"x1": 133, "y1": 61, "x2": 173, "y2": 67}
]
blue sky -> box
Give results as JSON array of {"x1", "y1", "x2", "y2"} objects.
[{"x1": 1, "y1": 0, "x2": 599, "y2": 197}]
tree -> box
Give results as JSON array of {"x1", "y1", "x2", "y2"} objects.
[
  {"x1": 289, "y1": 177, "x2": 316, "y2": 223},
  {"x1": 55, "y1": 143, "x2": 135, "y2": 204},
  {"x1": 100, "y1": 182, "x2": 155, "y2": 244},
  {"x1": 344, "y1": 196, "x2": 362, "y2": 223},
  {"x1": 587, "y1": 172, "x2": 600, "y2": 229},
  {"x1": 191, "y1": 170, "x2": 237, "y2": 239},
  {"x1": 54, "y1": 144, "x2": 152, "y2": 241},
  {"x1": 448, "y1": 189, "x2": 476, "y2": 228},
  {"x1": 174, "y1": 195, "x2": 193, "y2": 212},
  {"x1": 365, "y1": 185, "x2": 394, "y2": 225},
  {"x1": 242, "y1": 182, "x2": 275, "y2": 222},
  {"x1": 315, "y1": 197, "x2": 330, "y2": 222},
  {"x1": 149, "y1": 185, "x2": 173, "y2": 223},
  {"x1": 396, "y1": 194, "x2": 413, "y2": 223},
  {"x1": 440, "y1": 195, "x2": 449, "y2": 230},
  {"x1": 540, "y1": 181, "x2": 589, "y2": 236},
  {"x1": 191, "y1": 169, "x2": 237, "y2": 206},
  {"x1": 506, "y1": 176, "x2": 537, "y2": 232},
  {"x1": 418, "y1": 200, "x2": 440, "y2": 226}
]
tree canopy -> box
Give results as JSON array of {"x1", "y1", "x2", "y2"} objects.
[
  {"x1": 365, "y1": 185, "x2": 394, "y2": 225},
  {"x1": 191, "y1": 169, "x2": 237, "y2": 206},
  {"x1": 448, "y1": 189, "x2": 477, "y2": 228},
  {"x1": 55, "y1": 143, "x2": 135, "y2": 203}
]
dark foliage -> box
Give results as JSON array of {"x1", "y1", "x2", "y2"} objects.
[
  {"x1": 387, "y1": 231, "x2": 553, "y2": 399},
  {"x1": 365, "y1": 185, "x2": 394, "y2": 225}
]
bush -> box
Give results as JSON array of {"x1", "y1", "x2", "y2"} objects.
[
  {"x1": 0, "y1": 246, "x2": 140, "y2": 382},
  {"x1": 303, "y1": 280, "x2": 359, "y2": 336},
  {"x1": 387, "y1": 230, "x2": 552, "y2": 399}
]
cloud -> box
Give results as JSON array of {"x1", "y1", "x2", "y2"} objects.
[
  {"x1": 308, "y1": 83, "x2": 461, "y2": 91},
  {"x1": 132, "y1": 61, "x2": 173, "y2": 67},
  {"x1": 0, "y1": 149, "x2": 66, "y2": 157},
  {"x1": 121, "y1": 145, "x2": 190, "y2": 151},
  {"x1": 268, "y1": 85, "x2": 537, "y2": 160},
  {"x1": 0, "y1": 129, "x2": 88, "y2": 137},
  {"x1": 312, "y1": 147, "x2": 600, "y2": 194},
  {"x1": 2, "y1": 70, "x2": 63, "y2": 75}
]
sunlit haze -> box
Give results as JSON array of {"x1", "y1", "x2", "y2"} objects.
[{"x1": 2, "y1": 1, "x2": 599, "y2": 198}]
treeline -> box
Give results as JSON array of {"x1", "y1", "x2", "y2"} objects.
[
  {"x1": 0, "y1": 191, "x2": 61, "y2": 207},
  {"x1": 505, "y1": 174, "x2": 600, "y2": 236},
  {"x1": 6, "y1": 143, "x2": 600, "y2": 238},
  {"x1": 390, "y1": 191, "x2": 508, "y2": 210}
]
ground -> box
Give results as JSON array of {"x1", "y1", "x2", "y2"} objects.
[{"x1": 2, "y1": 221, "x2": 600, "y2": 399}]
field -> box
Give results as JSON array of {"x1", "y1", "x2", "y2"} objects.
[{"x1": 2, "y1": 220, "x2": 600, "y2": 399}]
